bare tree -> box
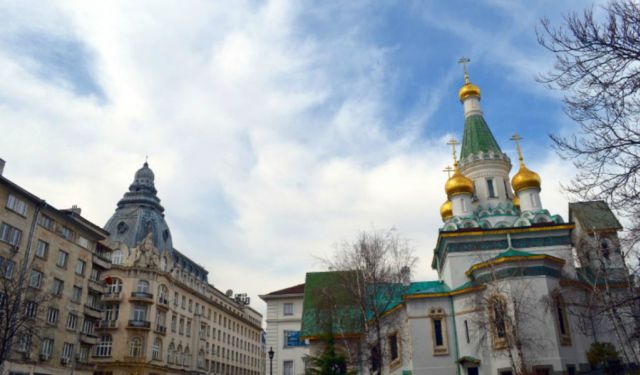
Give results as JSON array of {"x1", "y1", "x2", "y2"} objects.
[
  {"x1": 323, "y1": 228, "x2": 417, "y2": 373},
  {"x1": 0, "y1": 254, "x2": 52, "y2": 373},
  {"x1": 537, "y1": 0, "x2": 640, "y2": 250}
]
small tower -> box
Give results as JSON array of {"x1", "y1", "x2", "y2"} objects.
[{"x1": 510, "y1": 134, "x2": 542, "y2": 212}]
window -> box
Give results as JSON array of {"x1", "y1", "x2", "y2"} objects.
[
  {"x1": 0, "y1": 258, "x2": 14, "y2": 278},
  {"x1": 182, "y1": 295, "x2": 186, "y2": 309},
  {"x1": 174, "y1": 292, "x2": 179, "y2": 306},
  {"x1": 179, "y1": 318, "x2": 184, "y2": 335},
  {"x1": 168, "y1": 343, "x2": 175, "y2": 364},
  {"x1": 40, "y1": 338, "x2": 53, "y2": 358},
  {"x1": 75, "y1": 260, "x2": 86, "y2": 276},
  {"x1": 428, "y1": 307, "x2": 448, "y2": 355},
  {"x1": 82, "y1": 319, "x2": 94, "y2": 335},
  {"x1": 129, "y1": 337, "x2": 144, "y2": 357},
  {"x1": 158, "y1": 285, "x2": 168, "y2": 303},
  {"x1": 35, "y1": 240, "x2": 48, "y2": 258},
  {"x1": 29, "y1": 270, "x2": 43, "y2": 288},
  {"x1": 47, "y1": 307, "x2": 59, "y2": 325},
  {"x1": 132, "y1": 304, "x2": 147, "y2": 321},
  {"x1": 152, "y1": 338, "x2": 162, "y2": 360},
  {"x1": 104, "y1": 304, "x2": 119, "y2": 321},
  {"x1": 39, "y1": 215, "x2": 54, "y2": 230},
  {"x1": 61, "y1": 343, "x2": 74, "y2": 361},
  {"x1": 188, "y1": 299, "x2": 193, "y2": 312},
  {"x1": 95, "y1": 335, "x2": 112, "y2": 357},
  {"x1": 6, "y1": 194, "x2": 27, "y2": 216},
  {"x1": 490, "y1": 295, "x2": 508, "y2": 348},
  {"x1": 66, "y1": 313, "x2": 78, "y2": 330},
  {"x1": 388, "y1": 332, "x2": 399, "y2": 362},
  {"x1": 137, "y1": 280, "x2": 149, "y2": 293},
  {"x1": 186, "y1": 319, "x2": 192, "y2": 337},
  {"x1": 107, "y1": 278, "x2": 122, "y2": 294},
  {"x1": 464, "y1": 320, "x2": 470, "y2": 344},
  {"x1": 556, "y1": 296, "x2": 571, "y2": 346},
  {"x1": 58, "y1": 226, "x2": 73, "y2": 241},
  {"x1": 56, "y1": 250, "x2": 68, "y2": 268},
  {"x1": 171, "y1": 315, "x2": 177, "y2": 332},
  {"x1": 78, "y1": 345, "x2": 90, "y2": 363},
  {"x1": 16, "y1": 334, "x2": 31, "y2": 352},
  {"x1": 283, "y1": 303, "x2": 293, "y2": 316},
  {"x1": 25, "y1": 301, "x2": 38, "y2": 317},
  {"x1": 0, "y1": 223, "x2": 22, "y2": 247},
  {"x1": 76, "y1": 236, "x2": 89, "y2": 249},
  {"x1": 72, "y1": 286, "x2": 82, "y2": 302},
  {"x1": 487, "y1": 178, "x2": 496, "y2": 198},
  {"x1": 283, "y1": 360, "x2": 293, "y2": 375},
  {"x1": 111, "y1": 250, "x2": 123, "y2": 265}
]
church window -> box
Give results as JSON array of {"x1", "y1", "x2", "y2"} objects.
[
  {"x1": 388, "y1": 332, "x2": 399, "y2": 363},
  {"x1": 489, "y1": 295, "x2": 508, "y2": 349},
  {"x1": 429, "y1": 307, "x2": 448, "y2": 355},
  {"x1": 464, "y1": 320, "x2": 470, "y2": 344},
  {"x1": 487, "y1": 178, "x2": 496, "y2": 198},
  {"x1": 555, "y1": 296, "x2": 571, "y2": 346},
  {"x1": 111, "y1": 250, "x2": 123, "y2": 265},
  {"x1": 128, "y1": 336, "x2": 143, "y2": 357}
]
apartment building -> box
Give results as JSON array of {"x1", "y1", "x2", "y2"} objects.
[
  {"x1": 0, "y1": 159, "x2": 112, "y2": 375},
  {"x1": 93, "y1": 162, "x2": 264, "y2": 375}
]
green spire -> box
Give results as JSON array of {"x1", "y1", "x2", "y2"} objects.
[{"x1": 460, "y1": 114, "x2": 502, "y2": 159}]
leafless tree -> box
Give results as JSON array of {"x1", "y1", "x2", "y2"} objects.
[
  {"x1": 0, "y1": 254, "x2": 53, "y2": 373},
  {"x1": 323, "y1": 228, "x2": 417, "y2": 373},
  {"x1": 537, "y1": 0, "x2": 640, "y2": 251}
]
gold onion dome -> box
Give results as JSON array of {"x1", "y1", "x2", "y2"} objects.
[
  {"x1": 511, "y1": 164, "x2": 541, "y2": 193},
  {"x1": 440, "y1": 200, "x2": 453, "y2": 221},
  {"x1": 458, "y1": 76, "x2": 481, "y2": 102},
  {"x1": 445, "y1": 165, "x2": 474, "y2": 197}
]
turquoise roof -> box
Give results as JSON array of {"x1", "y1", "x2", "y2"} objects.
[
  {"x1": 491, "y1": 248, "x2": 535, "y2": 260},
  {"x1": 403, "y1": 281, "x2": 450, "y2": 295},
  {"x1": 460, "y1": 114, "x2": 502, "y2": 159}
]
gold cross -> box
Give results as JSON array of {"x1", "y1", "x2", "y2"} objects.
[
  {"x1": 446, "y1": 137, "x2": 459, "y2": 166},
  {"x1": 458, "y1": 57, "x2": 471, "y2": 83},
  {"x1": 443, "y1": 165, "x2": 454, "y2": 178},
  {"x1": 509, "y1": 133, "x2": 524, "y2": 164}
]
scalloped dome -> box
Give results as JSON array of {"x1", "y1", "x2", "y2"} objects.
[
  {"x1": 511, "y1": 164, "x2": 541, "y2": 193},
  {"x1": 440, "y1": 200, "x2": 453, "y2": 221},
  {"x1": 445, "y1": 168, "x2": 474, "y2": 197}
]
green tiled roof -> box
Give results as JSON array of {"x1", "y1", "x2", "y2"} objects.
[
  {"x1": 492, "y1": 248, "x2": 534, "y2": 259},
  {"x1": 569, "y1": 201, "x2": 622, "y2": 231},
  {"x1": 301, "y1": 271, "x2": 364, "y2": 338},
  {"x1": 460, "y1": 114, "x2": 502, "y2": 159},
  {"x1": 403, "y1": 281, "x2": 450, "y2": 295}
]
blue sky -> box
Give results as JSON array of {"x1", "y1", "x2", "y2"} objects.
[{"x1": 0, "y1": 0, "x2": 595, "y2": 316}]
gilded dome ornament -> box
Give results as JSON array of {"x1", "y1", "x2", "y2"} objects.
[
  {"x1": 440, "y1": 200, "x2": 453, "y2": 221},
  {"x1": 444, "y1": 137, "x2": 474, "y2": 197},
  {"x1": 457, "y1": 57, "x2": 481, "y2": 102},
  {"x1": 509, "y1": 134, "x2": 541, "y2": 193}
]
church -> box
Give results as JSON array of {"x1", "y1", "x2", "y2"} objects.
[{"x1": 294, "y1": 68, "x2": 636, "y2": 375}]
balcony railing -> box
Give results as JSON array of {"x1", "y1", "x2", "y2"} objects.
[
  {"x1": 128, "y1": 320, "x2": 151, "y2": 329},
  {"x1": 154, "y1": 324, "x2": 167, "y2": 335},
  {"x1": 130, "y1": 291, "x2": 154, "y2": 302},
  {"x1": 83, "y1": 304, "x2": 103, "y2": 319},
  {"x1": 97, "y1": 320, "x2": 118, "y2": 329},
  {"x1": 102, "y1": 292, "x2": 121, "y2": 301}
]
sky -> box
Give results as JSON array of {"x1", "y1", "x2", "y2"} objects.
[{"x1": 0, "y1": 0, "x2": 599, "y2": 318}]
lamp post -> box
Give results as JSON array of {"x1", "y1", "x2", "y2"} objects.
[{"x1": 268, "y1": 347, "x2": 274, "y2": 375}]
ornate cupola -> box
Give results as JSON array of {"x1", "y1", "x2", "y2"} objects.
[
  {"x1": 510, "y1": 134, "x2": 543, "y2": 212},
  {"x1": 440, "y1": 200, "x2": 453, "y2": 222},
  {"x1": 104, "y1": 161, "x2": 174, "y2": 254},
  {"x1": 444, "y1": 142, "x2": 474, "y2": 218}
]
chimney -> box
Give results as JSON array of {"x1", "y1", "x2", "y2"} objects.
[
  {"x1": 70, "y1": 205, "x2": 82, "y2": 215},
  {"x1": 0, "y1": 158, "x2": 5, "y2": 176},
  {"x1": 401, "y1": 266, "x2": 411, "y2": 287}
]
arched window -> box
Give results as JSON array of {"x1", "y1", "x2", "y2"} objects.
[
  {"x1": 158, "y1": 285, "x2": 169, "y2": 304},
  {"x1": 556, "y1": 296, "x2": 572, "y2": 345},
  {"x1": 167, "y1": 343, "x2": 175, "y2": 364},
  {"x1": 176, "y1": 344, "x2": 183, "y2": 365},
  {"x1": 106, "y1": 278, "x2": 122, "y2": 294},
  {"x1": 197, "y1": 349, "x2": 205, "y2": 369},
  {"x1": 137, "y1": 280, "x2": 150, "y2": 293},
  {"x1": 111, "y1": 250, "x2": 124, "y2": 265},
  {"x1": 128, "y1": 336, "x2": 143, "y2": 357},
  {"x1": 95, "y1": 335, "x2": 112, "y2": 357},
  {"x1": 183, "y1": 346, "x2": 190, "y2": 366},
  {"x1": 152, "y1": 337, "x2": 162, "y2": 360}
]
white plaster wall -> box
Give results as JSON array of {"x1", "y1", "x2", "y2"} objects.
[{"x1": 264, "y1": 295, "x2": 309, "y2": 375}]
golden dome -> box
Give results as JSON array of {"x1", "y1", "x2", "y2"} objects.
[
  {"x1": 445, "y1": 166, "x2": 474, "y2": 197},
  {"x1": 440, "y1": 200, "x2": 453, "y2": 221},
  {"x1": 513, "y1": 195, "x2": 520, "y2": 209},
  {"x1": 458, "y1": 82, "x2": 481, "y2": 102},
  {"x1": 511, "y1": 164, "x2": 541, "y2": 193}
]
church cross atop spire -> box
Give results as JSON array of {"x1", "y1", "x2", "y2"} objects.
[
  {"x1": 443, "y1": 165, "x2": 454, "y2": 178},
  {"x1": 510, "y1": 133, "x2": 525, "y2": 165},
  {"x1": 458, "y1": 57, "x2": 471, "y2": 84},
  {"x1": 446, "y1": 137, "x2": 460, "y2": 167}
]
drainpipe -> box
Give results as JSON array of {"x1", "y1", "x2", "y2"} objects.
[{"x1": 449, "y1": 296, "x2": 461, "y2": 375}]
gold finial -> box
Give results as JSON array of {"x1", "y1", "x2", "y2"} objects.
[
  {"x1": 458, "y1": 57, "x2": 471, "y2": 84},
  {"x1": 443, "y1": 165, "x2": 454, "y2": 178},
  {"x1": 446, "y1": 137, "x2": 460, "y2": 168},
  {"x1": 510, "y1": 133, "x2": 524, "y2": 166}
]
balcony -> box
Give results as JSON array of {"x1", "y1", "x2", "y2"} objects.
[
  {"x1": 97, "y1": 320, "x2": 118, "y2": 330},
  {"x1": 92, "y1": 254, "x2": 111, "y2": 269},
  {"x1": 84, "y1": 304, "x2": 103, "y2": 319},
  {"x1": 102, "y1": 292, "x2": 121, "y2": 302},
  {"x1": 154, "y1": 324, "x2": 167, "y2": 335},
  {"x1": 129, "y1": 291, "x2": 154, "y2": 303},
  {"x1": 157, "y1": 297, "x2": 170, "y2": 309},
  {"x1": 88, "y1": 279, "x2": 107, "y2": 293},
  {"x1": 128, "y1": 320, "x2": 151, "y2": 330},
  {"x1": 80, "y1": 333, "x2": 99, "y2": 345}
]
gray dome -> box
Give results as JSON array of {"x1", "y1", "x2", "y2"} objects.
[{"x1": 104, "y1": 162, "x2": 173, "y2": 254}]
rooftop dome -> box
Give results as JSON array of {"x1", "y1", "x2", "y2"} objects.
[
  {"x1": 440, "y1": 200, "x2": 453, "y2": 221},
  {"x1": 511, "y1": 164, "x2": 541, "y2": 193},
  {"x1": 445, "y1": 165, "x2": 474, "y2": 197}
]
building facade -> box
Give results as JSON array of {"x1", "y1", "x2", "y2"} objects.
[
  {"x1": 297, "y1": 70, "x2": 637, "y2": 375},
  {"x1": 94, "y1": 162, "x2": 264, "y2": 375},
  {"x1": 260, "y1": 284, "x2": 308, "y2": 375},
  {"x1": 0, "y1": 160, "x2": 113, "y2": 375}
]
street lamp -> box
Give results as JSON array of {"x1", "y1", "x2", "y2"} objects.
[{"x1": 268, "y1": 347, "x2": 274, "y2": 375}]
